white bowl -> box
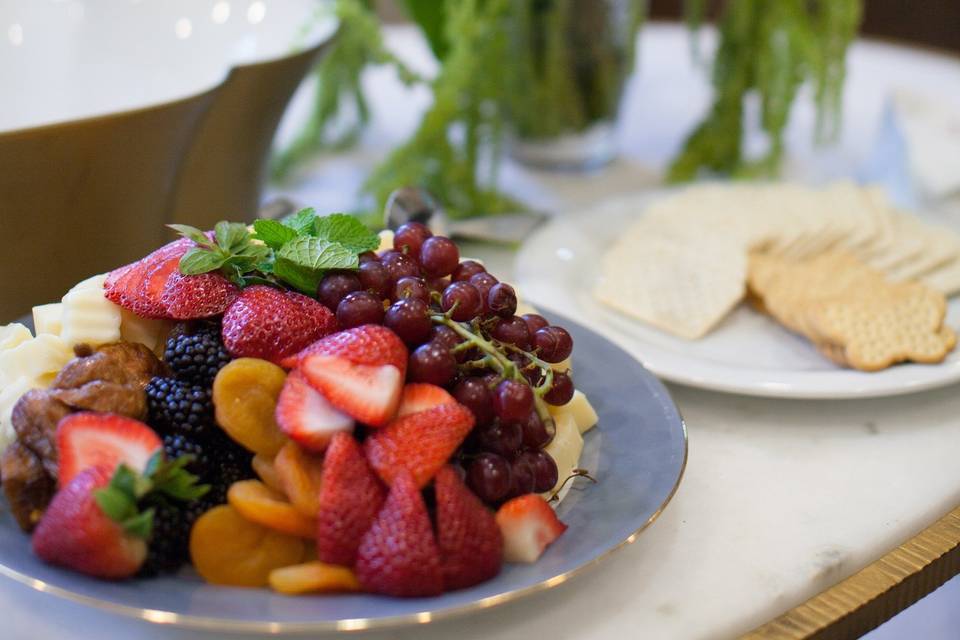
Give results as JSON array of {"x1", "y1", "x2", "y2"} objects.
[{"x1": 0, "y1": 0, "x2": 336, "y2": 133}]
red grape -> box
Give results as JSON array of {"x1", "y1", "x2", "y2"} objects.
[
  {"x1": 509, "y1": 456, "x2": 536, "y2": 497},
  {"x1": 487, "y1": 283, "x2": 517, "y2": 318},
  {"x1": 441, "y1": 282, "x2": 482, "y2": 321},
  {"x1": 430, "y1": 325, "x2": 462, "y2": 351},
  {"x1": 384, "y1": 298, "x2": 432, "y2": 345},
  {"x1": 452, "y1": 260, "x2": 486, "y2": 282},
  {"x1": 426, "y1": 276, "x2": 450, "y2": 293},
  {"x1": 521, "y1": 313, "x2": 549, "y2": 334},
  {"x1": 476, "y1": 421, "x2": 523, "y2": 458},
  {"x1": 467, "y1": 453, "x2": 512, "y2": 504},
  {"x1": 419, "y1": 236, "x2": 460, "y2": 277},
  {"x1": 393, "y1": 276, "x2": 430, "y2": 303},
  {"x1": 521, "y1": 411, "x2": 555, "y2": 449},
  {"x1": 468, "y1": 272, "x2": 498, "y2": 309},
  {"x1": 381, "y1": 250, "x2": 420, "y2": 283},
  {"x1": 393, "y1": 221, "x2": 432, "y2": 256},
  {"x1": 408, "y1": 341, "x2": 457, "y2": 386},
  {"x1": 317, "y1": 271, "x2": 361, "y2": 310},
  {"x1": 358, "y1": 251, "x2": 380, "y2": 264},
  {"x1": 518, "y1": 449, "x2": 559, "y2": 493},
  {"x1": 453, "y1": 377, "x2": 495, "y2": 426},
  {"x1": 490, "y1": 316, "x2": 531, "y2": 349},
  {"x1": 494, "y1": 380, "x2": 533, "y2": 422},
  {"x1": 534, "y1": 326, "x2": 573, "y2": 363},
  {"x1": 336, "y1": 291, "x2": 384, "y2": 328},
  {"x1": 544, "y1": 371, "x2": 574, "y2": 406},
  {"x1": 358, "y1": 260, "x2": 390, "y2": 297}
]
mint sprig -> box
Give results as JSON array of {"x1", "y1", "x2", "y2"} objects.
[{"x1": 168, "y1": 210, "x2": 379, "y2": 295}]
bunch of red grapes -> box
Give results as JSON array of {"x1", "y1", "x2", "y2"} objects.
[{"x1": 316, "y1": 222, "x2": 575, "y2": 507}]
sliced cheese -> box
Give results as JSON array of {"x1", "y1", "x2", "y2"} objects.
[
  {"x1": 0, "y1": 323, "x2": 32, "y2": 352},
  {"x1": 0, "y1": 376, "x2": 39, "y2": 454},
  {"x1": 542, "y1": 410, "x2": 583, "y2": 504},
  {"x1": 120, "y1": 308, "x2": 170, "y2": 351},
  {"x1": 60, "y1": 274, "x2": 122, "y2": 347},
  {"x1": 0, "y1": 334, "x2": 73, "y2": 388},
  {"x1": 32, "y1": 303, "x2": 64, "y2": 336},
  {"x1": 549, "y1": 390, "x2": 598, "y2": 434}
]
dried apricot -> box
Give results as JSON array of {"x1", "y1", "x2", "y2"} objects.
[
  {"x1": 252, "y1": 454, "x2": 284, "y2": 493},
  {"x1": 213, "y1": 358, "x2": 288, "y2": 456},
  {"x1": 274, "y1": 441, "x2": 324, "y2": 518},
  {"x1": 268, "y1": 561, "x2": 361, "y2": 595},
  {"x1": 189, "y1": 505, "x2": 305, "y2": 587},
  {"x1": 228, "y1": 479, "x2": 316, "y2": 539}
]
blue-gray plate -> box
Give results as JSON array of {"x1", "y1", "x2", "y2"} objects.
[{"x1": 0, "y1": 312, "x2": 687, "y2": 632}]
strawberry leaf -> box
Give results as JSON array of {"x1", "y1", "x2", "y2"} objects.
[{"x1": 121, "y1": 507, "x2": 155, "y2": 539}]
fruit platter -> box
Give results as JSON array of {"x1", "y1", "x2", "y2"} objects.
[{"x1": 0, "y1": 210, "x2": 686, "y2": 630}]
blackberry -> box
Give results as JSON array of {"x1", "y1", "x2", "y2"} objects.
[
  {"x1": 146, "y1": 377, "x2": 215, "y2": 439},
  {"x1": 162, "y1": 432, "x2": 254, "y2": 507},
  {"x1": 140, "y1": 499, "x2": 211, "y2": 576},
  {"x1": 164, "y1": 322, "x2": 231, "y2": 386}
]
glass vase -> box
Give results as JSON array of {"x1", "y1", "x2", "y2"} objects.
[{"x1": 505, "y1": 0, "x2": 643, "y2": 170}]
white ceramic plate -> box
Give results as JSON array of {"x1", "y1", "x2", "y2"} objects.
[{"x1": 514, "y1": 191, "x2": 960, "y2": 399}]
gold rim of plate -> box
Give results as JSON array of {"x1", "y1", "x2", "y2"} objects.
[{"x1": 0, "y1": 411, "x2": 689, "y2": 633}]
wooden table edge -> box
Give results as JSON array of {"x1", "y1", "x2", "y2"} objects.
[{"x1": 741, "y1": 503, "x2": 960, "y2": 639}]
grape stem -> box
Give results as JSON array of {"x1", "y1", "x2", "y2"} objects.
[
  {"x1": 548, "y1": 468, "x2": 597, "y2": 503},
  {"x1": 431, "y1": 313, "x2": 556, "y2": 425}
]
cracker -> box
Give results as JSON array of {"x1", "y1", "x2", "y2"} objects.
[{"x1": 595, "y1": 235, "x2": 746, "y2": 340}]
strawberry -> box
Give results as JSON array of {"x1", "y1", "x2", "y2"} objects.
[
  {"x1": 396, "y1": 383, "x2": 455, "y2": 418},
  {"x1": 276, "y1": 370, "x2": 354, "y2": 452},
  {"x1": 283, "y1": 324, "x2": 407, "y2": 371},
  {"x1": 104, "y1": 261, "x2": 149, "y2": 311},
  {"x1": 32, "y1": 466, "x2": 148, "y2": 579},
  {"x1": 33, "y1": 455, "x2": 208, "y2": 580},
  {"x1": 434, "y1": 466, "x2": 502, "y2": 590},
  {"x1": 221, "y1": 285, "x2": 337, "y2": 364},
  {"x1": 355, "y1": 470, "x2": 442, "y2": 597},
  {"x1": 104, "y1": 238, "x2": 192, "y2": 317},
  {"x1": 364, "y1": 402, "x2": 474, "y2": 488},
  {"x1": 160, "y1": 271, "x2": 240, "y2": 319},
  {"x1": 297, "y1": 326, "x2": 408, "y2": 427},
  {"x1": 495, "y1": 494, "x2": 568, "y2": 563},
  {"x1": 315, "y1": 432, "x2": 385, "y2": 566},
  {"x1": 57, "y1": 412, "x2": 162, "y2": 487}
]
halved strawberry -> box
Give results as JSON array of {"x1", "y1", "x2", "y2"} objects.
[
  {"x1": 32, "y1": 466, "x2": 148, "y2": 579},
  {"x1": 133, "y1": 253, "x2": 183, "y2": 317},
  {"x1": 296, "y1": 325, "x2": 408, "y2": 427},
  {"x1": 315, "y1": 432, "x2": 385, "y2": 566},
  {"x1": 275, "y1": 370, "x2": 354, "y2": 452},
  {"x1": 283, "y1": 324, "x2": 407, "y2": 371},
  {"x1": 161, "y1": 271, "x2": 240, "y2": 320},
  {"x1": 495, "y1": 494, "x2": 568, "y2": 563},
  {"x1": 396, "y1": 383, "x2": 455, "y2": 418},
  {"x1": 104, "y1": 261, "x2": 149, "y2": 310},
  {"x1": 363, "y1": 402, "x2": 474, "y2": 488},
  {"x1": 222, "y1": 286, "x2": 337, "y2": 364},
  {"x1": 355, "y1": 470, "x2": 442, "y2": 597},
  {"x1": 299, "y1": 356, "x2": 404, "y2": 428},
  {"x1": 56, "y1": 412, "x2": 162, "y2": 487},
  {"x1": 435, "y1": 466, "x2": 502, "y2": 590}
]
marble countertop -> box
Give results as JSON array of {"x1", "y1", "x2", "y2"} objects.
[{"x1": 5, "y1": 23, "x2": 960, "y2": 640}]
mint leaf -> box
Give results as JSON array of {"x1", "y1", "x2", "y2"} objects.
[
  {"x1": 168, "y1": 224, "x2": 213, "y2": 248},
  {"x1": 273, "y1": 257, "x2": 324, "y2": 295},
  {"x1": 214, "y1": 221, "x2": 250, "y2": 252},
  {"x1": 282, "y1": 207, "x2": 319, "y2": 236},
  {"x1": 277, "y1": 236, "x2": 359, "y2": 271},
  {"x1": 252, "y1": 219, "x2": 298, "y2": 250},
  {"x1": 314, "y1": 213, "x2": 380, "y2": 253},
  {"x1": 179, "y1": 247, "x2": 227, "y2": 275}
]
